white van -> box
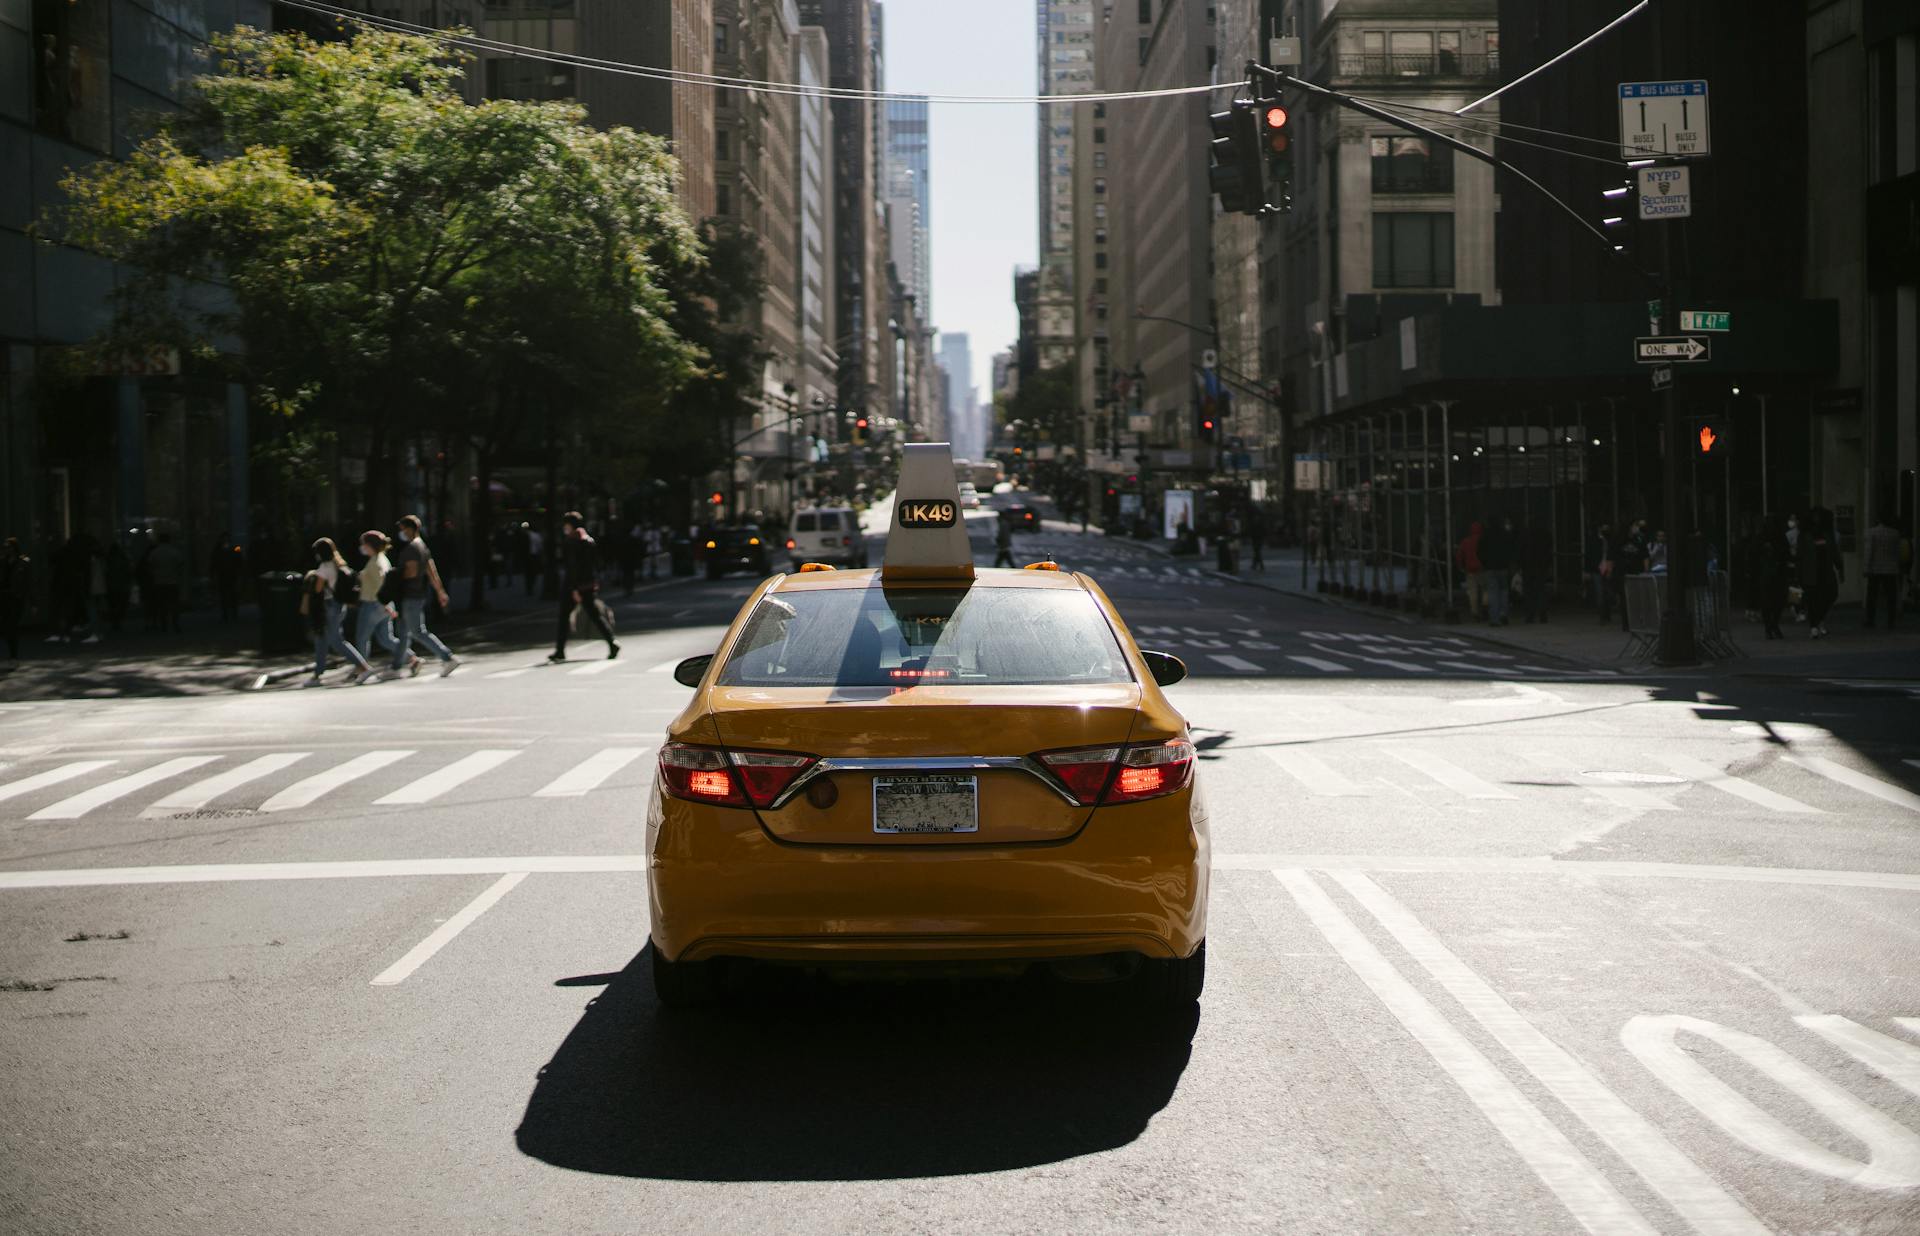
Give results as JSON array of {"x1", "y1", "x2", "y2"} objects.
[{"x1": 786, "y1": 506, "x2": 869, "y2": 567}]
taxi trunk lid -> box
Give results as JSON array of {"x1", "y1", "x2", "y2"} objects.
[{"x1": 708, "y1": 683, "x2": 1141, "y2": 845}]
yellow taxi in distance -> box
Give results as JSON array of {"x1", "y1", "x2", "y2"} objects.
[{"x1": 648, "y1": 444, "x2": 1207, "y2": 1008}]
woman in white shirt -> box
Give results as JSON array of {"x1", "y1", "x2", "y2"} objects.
[
  {"x1": 306, "y1": 537, "x2": 374, "y2": 685},
  {"x1": 353, "y1": 531, "x2": 416, "y2": 675}
]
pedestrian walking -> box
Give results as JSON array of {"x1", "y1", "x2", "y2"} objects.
[
  {"x1": 144, "y1": 530, "x2": 186, "y2": 633},
  {"x1": 1520, "y1": 521, "x2": 1552, "y2": 624},
  {"x1": 1801, "y1": 510, "x2": 1842, "y2": 639},
  {"x1": 1, "y1": 537, "x2": 29, "y2": 660},
  {"x1": 303, "y1": 538, "x2": 375, "y2": 686},
  {"x1": 1755, "y1": 515, "x2": 1791, "y2": 639},
  {"x1": 516, "y1": 522, "x2": 536, "y2": 597},
  {"x1": 1247, "y1": 506, "x2": 1266, "y2": 571},
  {"x1": 388, "y1": 514, "x2": 458, "y2": 677},
  {"x1": 550, "y1": 511, "x2": 618, "y2": 663},
  {"x1": 1456, "y1": 521, "x2": 1486, "y2": 619},
  {"x1": 1864, "y1": 514, "x2": 1901, "y2": 629},
  {"x1": 1647, "y1": 530, "x2": 1669, "y2": 574},
  {"x1": 352, "y1": 530, "x2": 417, "y2": 673},
  {"x1": 209, "y1": 532, "x2": 244, "y2": 621},
  {"x1": 1479, "y1": 516, "x2": 1516, "y2": 627},
  {"x1": 992, "y1": 518, "x2": 1016, "y2": 568}
]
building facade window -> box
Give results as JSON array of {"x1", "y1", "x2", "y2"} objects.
[
  {"x1": 714, "y1": 22, "x2": 728, "y2": 54},
  {"x1": 1137, "y1": 0, "x2": 1151, "y2": 24},
  {"x1": 716, "y1": 130, "x2": 730, "y2": 161},
  {"x1": 1370, "y1": 136, "x2": 1452, "y2": 193},
  {"x1": 1094, "y1": 151, "x2": 1107, "y2": 169},
  {"x1": 716, "y1": 183, "x2": 732, "y2": 216},
  {"x1": 1373, "y1": 212, "x2": 1454, "y2": 287},
  {"x1": 1095, "y1": 252, "x2": 1108, "y2": 269},
  {"x1": 1094, "y1": 177, "x2": 1106, "y2": 194}
]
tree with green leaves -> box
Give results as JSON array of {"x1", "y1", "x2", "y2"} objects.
[{"x1": 50, "y1": 25, "x2": 709, "y2": 595}]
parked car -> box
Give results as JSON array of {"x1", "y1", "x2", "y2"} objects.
[
  {"x1": 956, "y1": 482, "x2": 982, "y2": 510},
  {"x1": 704, "y1": 526, "x2": 771, "y2": 579},
  {"x1": 1000, "y1": 504, "x2": 1038, "y2": 533},
  {"x1": 785, "y1": 506, "x2": 868, "y2": 567}
]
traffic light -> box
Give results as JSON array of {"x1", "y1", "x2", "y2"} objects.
[
  {"x1": 1197, "y1": 410, "x2": 1217, "y2": 441},
  {"x1": 708, "y1": 491, "x2": 725, "y2": 506},
  {"x1": 1259, "y1": 99, "x2": 1293, "y2": 211},
  {"x1": 1694, "y1": 417, "x2": 1731, "y2": 456},
  {"x1": 1207, "y1": 101, "x2": 1263, "y2": 216},
  {"x1": 852, "y1": 415, "x2": 869, "y2": 444}
]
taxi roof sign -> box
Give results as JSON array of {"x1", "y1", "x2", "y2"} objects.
[{"x1": 882, "y1": 442, "x2": 974, "y2": 581}]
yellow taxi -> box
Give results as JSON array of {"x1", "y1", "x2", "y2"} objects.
[{"x1": 648, "y1": 444, "x2": 1207, "y2": 1008}]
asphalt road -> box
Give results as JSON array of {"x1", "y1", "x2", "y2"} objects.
[{"x1": 3, "y1": 504, "x2": 1918, "y2": 1235}]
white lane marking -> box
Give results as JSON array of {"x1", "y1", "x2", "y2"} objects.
[
  {"x1": 0, "y1": 854, "x2": 648, "y2": 888},
  {"x1": 1664, "y1": 754, "x2": 1822, "y2": 814},
  {"x1": 1518, "y1": 749, "x2": 1678, "y2": 813},
  {"x1": 28, "y1": 757, "x2": 221, "y2": 821},
  {"x1": 140, "y1": 753, "x2": 311, "y2": 818},
  {"x1": 567, "y1": 660, "x2": 625, "y2": 676},
  {"x1": 1789, "y1": 756, "x2": 1920, "y2": 813},
  {"x1": 260, "y1": 750, "x2": 413, "y2": 813},
  {"x1": 373, "y1": 750, "x2": 521, "y2": 805},
  {"x1": 0, "y1": 761, "x2": 117, "y2": 805},
  {"x1": 369, "y1": 872, "x2": 527, "y2": 986},
  {"x1": 1262, "y1": 748, "x2": 1367, "y2": 796},
  {"x1": 1795, "y1": 1015, "x2": 1920, "y2": 1101},
  {"x1": 533, "y1": 747, "x2": 649, "y2": 798},
  {"x1": 1275, "y1": 870, "x2": 1658, "y2": 1236},
  {"x1": 1383, "y1": 747, "x2": 1516, "y2": 800},
  {"x1": 647, "y1": 659, "x2": 681, "y2": 673},
  {"x1": 1335, "y1": 873, "x2": 1768, "y2": 1233},
  {"x1": 1438, "y1": 660, "x2": 1503, "y2": 675},
  {"x1": 1208, "y1": 654, "x2": 1263, "y2": 672},
  {"x1": 485, "y1": 668, "x2": 533, "y2": 680},
  {"x1": 1622, "y1": 1014, "x2": 1920, "y2": 1189},
  {"x1": 1354, "y1": 655, "x2": 1433, "y2": 673},
  {"x1": 1287, "y1": 656, "x2": 1351, "y2": 673}
]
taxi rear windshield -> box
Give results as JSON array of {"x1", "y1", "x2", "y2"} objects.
[{"x1": 717, "y1": 586, "x2": 1133, "y2": 687}]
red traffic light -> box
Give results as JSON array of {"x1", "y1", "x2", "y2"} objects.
[
  {"x1": 1264, "y1": 105, "x2": 1288, "y2": 129},
  {"x1": 854, "y1": 416, "x2": 869, "y2": 429},
  {"x1": 1202, "y1": 419, "x2": 1215, "y2": 431},
  {"x1": 708, "y1": 491, "x2": 725, "y2": 505}
]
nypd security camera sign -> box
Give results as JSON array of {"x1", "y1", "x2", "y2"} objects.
[{"x1": 1637, "y1": 166, "x2": 1692, "y2": 219}]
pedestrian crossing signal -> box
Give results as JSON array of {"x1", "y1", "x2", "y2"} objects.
[{"x1": 1694, "y1": 419, "x2": 1730, "y2": 455}]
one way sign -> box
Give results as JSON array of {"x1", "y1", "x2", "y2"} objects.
[{"x1": 1635, "y1": 335, "x2": 1711, "y2": 363}]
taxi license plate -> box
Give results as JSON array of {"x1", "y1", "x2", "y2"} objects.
[{"x1": 872, "y1": 774, "x2": 978, "y2": 834}]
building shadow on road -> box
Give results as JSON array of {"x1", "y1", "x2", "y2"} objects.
[{"x1": 515, "y1": 946, "x2": 1196, "y2": 1180}]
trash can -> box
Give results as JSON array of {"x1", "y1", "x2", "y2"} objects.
[
  {"x1": 258, "y1": 572, "x2": 306, "y2": 655},
  {"x1": 669, "y1": 535, "x2": 695, "y2": 577}
]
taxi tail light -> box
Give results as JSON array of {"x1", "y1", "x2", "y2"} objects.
[
  {"x1": 1037, "y1": 740, "x2": 1193, "y2": 805},
  {"x1": 728, "y1": 750, "x2": 818, "y2": 807},
  {"x1": 659, "y1": 745, "x2": 818, "y2": 809}
]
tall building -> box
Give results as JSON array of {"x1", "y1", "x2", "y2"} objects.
[
  {"x1": 797, "y1": 0, "x2": 893, "y2": 425},
  {"x1": 478, "y1": 1, "x2": 715, "y2": 222},
  {"x1": 884, "y1": 96, "x2": 932, "y2": 318},
  {"x1": 1036, "y1": 0, "x2": 1098, "y2": 392},
  {"x1": 2, "y1": 1, "x2": 274, "y2": 580},
  {"x1": 939, "y1": 333, "x2": 978, "y2": 456},
  {"x1": 794, "y1": 25, "x2": 840, "y2": 431}
]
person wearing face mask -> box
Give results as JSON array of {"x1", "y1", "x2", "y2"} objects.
[
  {"x1": 353, "y1": 530, "x2": 417, "y2": 674},
  {"x1": 387, "y1": 514, "x2": 459, "y2": 678}
]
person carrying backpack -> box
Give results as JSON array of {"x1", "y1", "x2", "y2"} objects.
[
  {"x1": 550, "y1": 511, "x2": 618, "y2": 663},
  {"x1": 303, "y1": 537, "x2": 374, "y2": 686}
]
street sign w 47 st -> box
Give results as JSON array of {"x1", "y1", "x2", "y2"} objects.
[{"x1": 1635, "y1": 335, "x2": 1710, "y2": 363}]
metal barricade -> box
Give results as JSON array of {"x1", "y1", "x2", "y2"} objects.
[
  {"x1": 1621, "y1": 573, "x2": 1663, "y2": 660},
  {"x1": 1693, "y1": 570, "x2": 1741, "y2": 659}
]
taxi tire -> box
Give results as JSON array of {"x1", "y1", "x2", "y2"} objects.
[
  {"x1": 651, "y1": 947, "x2": 718, "y2": 1008},
  {"x1": 1144, "y1": 940, "x2": 1206, "y2": 1011}
]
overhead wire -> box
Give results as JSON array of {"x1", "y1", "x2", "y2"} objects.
[
  {"x1": 1356, "y1": 101, "x2": 1635, "y2": 168},
  {"x1": 1345, "y1": 95, "x2": 1629, "y2": 153},
  {"x1": 269, "y1": 0, "x2": 1229, "y2": 105},
  {"x1": 1457, "y1": 0, "x2": 1649, "y2": 114}
]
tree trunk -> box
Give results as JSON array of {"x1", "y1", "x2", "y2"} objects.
[{"x1": 469, "y1": 441, "x2": 492, "y2": 612}]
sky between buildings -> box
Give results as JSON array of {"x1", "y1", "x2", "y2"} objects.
[{"x1": 883, "y1": 1, "x2": 1037, "y2": 402}]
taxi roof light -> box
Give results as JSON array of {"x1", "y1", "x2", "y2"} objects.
[
  {"x1": 882, "y1": 442, "x2": 975, "y2": 581},
  {"x1": 797, "y1": 562, "x2": 836, "y2": 572},
  {"x1": 1022, "y1": 561, "x2": 1062, "y2": 571}
]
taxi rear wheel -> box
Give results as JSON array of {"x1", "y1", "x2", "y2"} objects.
[
  {"x1": 1143, "y1": 940, "x2": 1206, "y2": 1011},
  {"x1": 651, "y1": 947, "x2": 718, "y2": 1007}
]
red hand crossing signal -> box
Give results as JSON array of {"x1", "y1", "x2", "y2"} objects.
[{"x1": 1699, "y1": 425, "x2": 1718, "y2": 453}]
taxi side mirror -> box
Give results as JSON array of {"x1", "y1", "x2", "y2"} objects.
[
  {"x1": 1141, "y1": 650, "x2": 1187, "y2": 687},
  {"x1": 673, "y1": 654, "x2": 713, "y2": 688}
]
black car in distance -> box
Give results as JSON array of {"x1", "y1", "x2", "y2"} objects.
[{"x1": 704, "y1": 526, "x2": 771, "y2": 579}]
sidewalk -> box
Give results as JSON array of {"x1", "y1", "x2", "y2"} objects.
[
  {"x1": 1136, "y1": 537, "x2": 1920, "y2": 675},
  {"x1": 0, "y1": 570, "x2": 698, "y2": 701}
]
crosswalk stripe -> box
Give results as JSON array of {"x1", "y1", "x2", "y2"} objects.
[
  {"x1": 1332, "y1": 872, "x2": 1767, "y2": 1234},
  {"x1": 1518, "y1": 750, "x2": 1677, "y2": 813},
  {"x1": 1262, "y1": 748, "x2": 1367, "y2": 796},
  {"x1": 1664, "y1": 754, "x2": 1822, "y2": 814},
  {"x1": 1385, "y1": 746, "x2": 1516, "y2": 799},
  {"x1": 1208, "y1": 654, "x2": 1262, "y2": 672},
  {"x1": 567, "y1": 660, "x2": 625, "y2": 676},
  {"x1": 374, "y1": 750, "x2": 521, "y2": 805},
  {"x1": 28, "y1": 756, "x2": 221, "y2": 821},
  {"x1": 1792, "y1": 756, "x2": 1920, "y2": 813},
  {"x1": 1438, "y1": 660, "x2": 1503, "y2": 675},
  {"x1": 261, "y1": 750, "x2": 413, "y2": 813},
  {"x1": 485, "y1": 668, "x2": 532, "y2": 680},
  {"x1": 1275, "y1": 870, "x2": 1660, "y2": 1235},
  {"x1": 533, "y1": 747, "x2": 649, "y2": 798},
  {"x1": 0, "y1": 761, "x2": 117, "y2": 805},
  {"x1": 1287, "y1": 655, "x2": 1351, "y2": 673},
  {"x1": 1351, "y1": 654, "x2": 1432, "y2": 673},
  {"x1": 647, "y1": 659, "x2": 681, "y2": 673},
  {"x1": 141, "y1": 753, "x2": 311, "y2": 818}
]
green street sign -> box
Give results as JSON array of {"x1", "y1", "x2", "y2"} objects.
[{"x1": 1680, "y1": 310, "x2": 1730, "y2": 332}]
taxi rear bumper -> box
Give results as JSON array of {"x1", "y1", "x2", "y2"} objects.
[{"x1": 646, "y1": 786, "x2": 1209, "y2": 965}]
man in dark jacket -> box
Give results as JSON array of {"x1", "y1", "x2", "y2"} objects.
[
  {"x1": 550, "y1": 511, "x2": 618, "y2": 663},
  {"x1": 1478, "y1": 516, "x2": 1517, "y2": 626}
]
